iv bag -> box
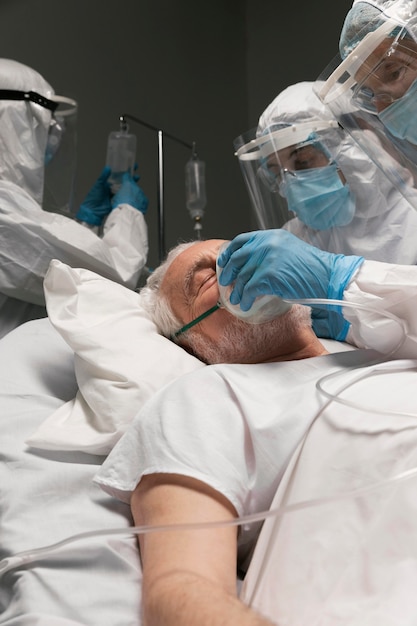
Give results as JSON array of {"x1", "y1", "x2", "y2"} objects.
[
  {"x1": 106, "y1": 128, "x2": 136, "y2": 192},
  {"x1": 185, "y1": 155, "x2": 207, "y2": 218}
]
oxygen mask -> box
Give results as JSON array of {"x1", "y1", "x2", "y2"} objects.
[{"x1": 216, "y1": 242, "x2": 292, "y2": 324}]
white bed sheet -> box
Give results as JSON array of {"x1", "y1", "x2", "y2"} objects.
[{"x1": 0, "y1": 318, "x2": 142, "y2": 626}]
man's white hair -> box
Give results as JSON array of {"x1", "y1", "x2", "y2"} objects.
[{"x1": 139, "y1": 241, "x2": 197, "y2": 339}]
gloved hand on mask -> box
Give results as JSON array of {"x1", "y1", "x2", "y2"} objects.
[
  {"x1": 76, "y1": 166, "x2": 112, "y2": 226},
  {"x1": 217, "y1": 229, "x2": 364, "y2": 341},
  {"x1": 111, "y1": 171, "x2": 149, "y2": 214}
]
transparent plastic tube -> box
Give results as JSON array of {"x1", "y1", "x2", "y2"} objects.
[{"x1": 1, "y1": 464, "x2": 416, "y2": 578}]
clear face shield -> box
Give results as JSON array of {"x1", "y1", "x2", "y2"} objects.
[
  {"x1": 0, "y1": 89, "x2": 78, "y2": 215},
  {"x1": 234, "y1": 121, "x2": 355, "y2": 231},
  {"x1": 315, "y1": 15, "x2": 417, "y2": 210},
  {"x1": 43, "y1": 95, "x2": 78, "y2": 216}
]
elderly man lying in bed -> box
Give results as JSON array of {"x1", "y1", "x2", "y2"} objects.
[
  {"x1": 95, "y1": 233, "x2": 417, "y2": 626},
  {"x1": 142, "y1": 229, "x2": 417, "y2": 364}
]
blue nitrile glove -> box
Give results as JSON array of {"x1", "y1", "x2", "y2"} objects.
[
  {"x1": 76, "y1": 166, "x2": 112, "y2": 226},
  {"x1": 111, "y1": 171, "x2": 149, "y2": 214},
  {"x1": 217, "y1": 229, "x2": 364, "y2": 341}
]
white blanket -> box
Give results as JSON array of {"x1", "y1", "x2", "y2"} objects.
[{"x1": 0, "y1": 318, "x2": 142, "y2": 625}]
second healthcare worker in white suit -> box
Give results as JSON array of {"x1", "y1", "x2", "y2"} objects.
[
  {"x1": 0, "y1": 58, "x2": 149, "y2": 339},
  {"x1": 235, "y1": 80, "x2": 417, "y2": 263},
  {"x1": 229, "y1": 79, "x2": 417, "y2": 347}
]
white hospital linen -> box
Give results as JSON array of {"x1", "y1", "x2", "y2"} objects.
[
  {"x1": 0, "y1": 318, "x2": 142, "y2": 625},
  {"x1": 242, "y1": 358, "x2": 417, "y2": 624},
  {"x1": 95, "y1": 345, "x2": 378, "y2": 567}
]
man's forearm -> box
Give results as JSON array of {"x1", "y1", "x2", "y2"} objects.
[{"x1": 142, "y1": 570, "x2": 277, "y2": 626}]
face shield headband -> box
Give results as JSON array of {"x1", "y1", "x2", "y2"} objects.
[
  {"x1": 235, "y1": 120, "x2": 340, "y2": 161},
  {"x1": 236, "y1": 120, "x2": 340, "y2": 190},
  {"x1": 317, "y1": 18, "x2": 407, "y2": 105},
  {"x1": 0, "y1": 89, "x2": 59, "y2": 112}
]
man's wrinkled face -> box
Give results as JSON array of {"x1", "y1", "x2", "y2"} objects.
[
  {"x1": 161, "y1": 239, "x2": 311, "y2": 364},
  {"x1": 161, "y1": 239, "x2": 229, "y2": 344}
]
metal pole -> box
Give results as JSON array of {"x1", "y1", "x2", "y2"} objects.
[
  {"x1": 120, "y1": 114, "x2": 195, "y2": 263},
  {"x1": 157, "y1": 130, "x2": 165, "y2": 262}
]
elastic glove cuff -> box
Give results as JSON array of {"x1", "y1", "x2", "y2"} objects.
[
  {"x1": 335, "y1": 318, "x2": 351, "y2": 342},
  {"x1": 312, "y1": 310, "x2": 351, "y2": 342},
  {"x1": 328, "y1": 255, "x2": 364, "y2": 302}
]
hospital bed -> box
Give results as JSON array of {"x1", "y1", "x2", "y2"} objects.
[
  {"x1": 1, "y1": 260, "x2": 417, "y2": 625},
  {"x1": 0, "y1": 260, "x2": 204, "y2": 625}
]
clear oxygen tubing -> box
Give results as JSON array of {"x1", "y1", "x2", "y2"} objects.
[
  {"x1": 268, "y1": 296, "x2": 408, "y2": 359},
  {"x1": 0, "y1": 299, "x2": 410, "y2": 579},
  {"x1": 1, "y1": 465, "x2": 416, "y2": 579},
  {"x1": 244, "y1": 330, "x2": 417, "y2": 610},
  {"x1": 279, "y1": 297, "x2": 409, "y2": 411}
]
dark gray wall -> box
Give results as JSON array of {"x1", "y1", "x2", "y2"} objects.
[
  {"x1": 0, "y1": 0, "x2": 353, "y2": 269},
  {"x1": 246, "y1": 0, "x2": 354, "y2": 128},
  {"x1": 0, "y1": 0, "x2": 249, "y2": 269}
]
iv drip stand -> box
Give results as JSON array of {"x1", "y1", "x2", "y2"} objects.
[{"x1": 120, "y1": 113, "x2": 193, "y2": 263}]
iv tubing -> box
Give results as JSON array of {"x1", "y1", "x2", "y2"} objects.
[
  {"x1": 1, "y1": 465, "x2": 416, "y2": 578},
  {"x1": 281, "y1": 297, "x2": 409, "y2": 411},
  {"x1": 282, "y1": 297, "x2": 408, "y2": 359}
]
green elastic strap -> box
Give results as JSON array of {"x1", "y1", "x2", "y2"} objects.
[{"x1": 173, "y1": 303, "x2": 221, "y2": 339}]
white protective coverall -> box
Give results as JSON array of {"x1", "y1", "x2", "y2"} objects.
[
  {"x1": 0, "y1": 59, "x2": 148, "y2": 339},
  {"x1": 257, "y1": 81, "x2": 417, "y2": 263}
]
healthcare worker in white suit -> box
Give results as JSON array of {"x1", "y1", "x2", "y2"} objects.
[
  {"x1": 0, "y1": 58, "x2": 149, "y2": 339},
  {"x1": 229, "y1": 78, "x2": 417, "y2": 350},
  {"x1": 235, "y1": 80, "x2": 417, "y2": 263},
  {"x1": 315, "y1": 0, "x2": 417, "y2": 211}
]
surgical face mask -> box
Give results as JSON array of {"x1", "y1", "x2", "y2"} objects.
[
  {"x1": 280, "y1": 163, "x2": 356, "y2": 231},
  {"x1": 379, "y1": 76, "x2": 417, "y2": 144}
]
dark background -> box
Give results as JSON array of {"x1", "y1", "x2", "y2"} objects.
[{"x1": 0, "y1": 0, "x2": 352, "y2": 269}]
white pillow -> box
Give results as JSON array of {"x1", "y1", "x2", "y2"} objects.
[{"x1": 26, "y1": 259, "x2": 205, "y2": 455}]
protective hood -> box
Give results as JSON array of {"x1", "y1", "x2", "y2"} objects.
[
  {"x1": 0, "y1": 59, "x2": 54, "y2": 204},
  {"x1": 258, "y1": 81, "x2": 401, "y2": 221},
  {"x1": 315, "y1": 1, "x2": 417, "y2": 217},
  {"x1": 339, "y1": 0, "x2": 417, "y2": 57},
  {"x1": 237, "y1": 82, "x2": 417, "y2": 263}
]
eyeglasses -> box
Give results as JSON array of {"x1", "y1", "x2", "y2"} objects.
[
  {"x1": 352, "y1": 67, "x2": 413, "y2": 113},
  {"x1": 352, "y1": 45, "x2": 417, "y2": 113},
  {"x1": 172, "y1": 302, "x2": 222, "y2": 340}
]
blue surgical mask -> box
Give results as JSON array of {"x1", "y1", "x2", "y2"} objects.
[
  {"x1": 379, "y1": 77, "x2": 417, "y2": 145},
  {"x1": 280, "y1": 163, "x2": 356, "y2": 230}
]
